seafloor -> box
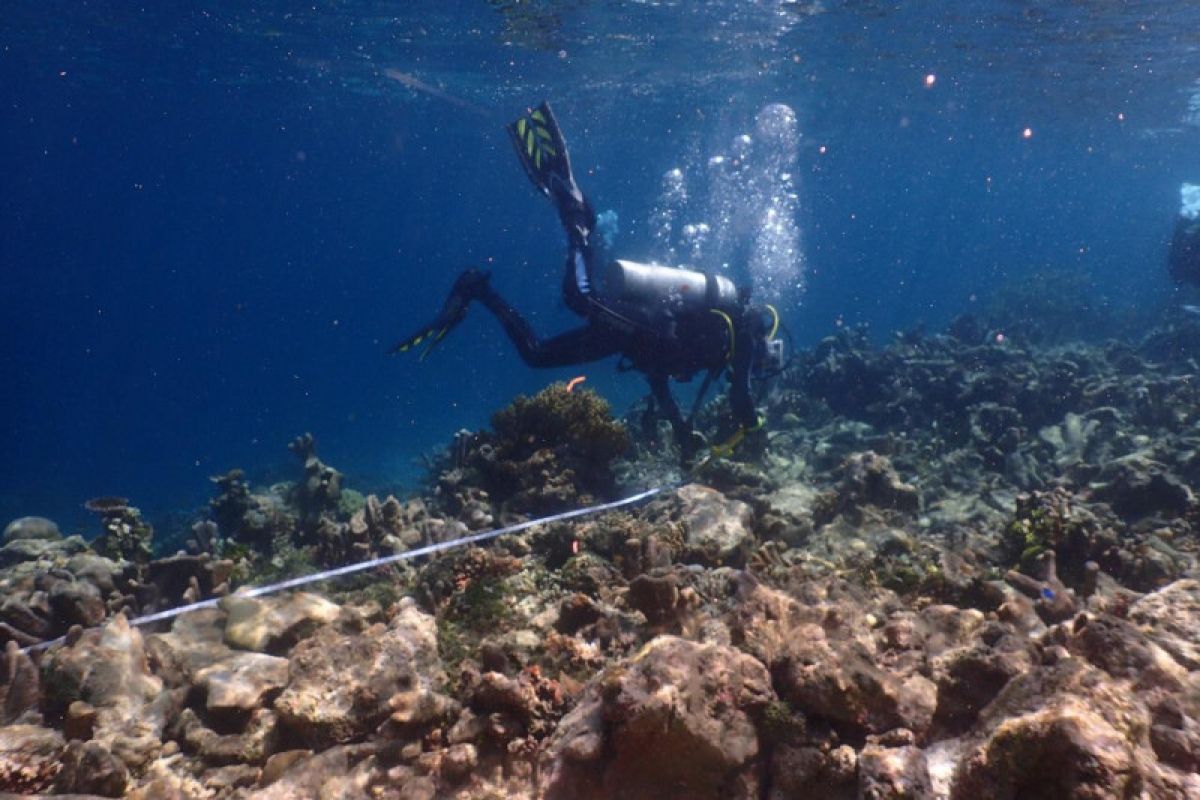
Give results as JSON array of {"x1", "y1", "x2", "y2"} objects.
[{"x1": 3, "y1": 310, "x2": 1200, "y2": 799}]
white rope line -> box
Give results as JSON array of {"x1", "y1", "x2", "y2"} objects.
[{"x1": 18, "y1": 485, "x2": 665, "y2": 655}]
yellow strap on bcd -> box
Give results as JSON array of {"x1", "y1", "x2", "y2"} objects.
[
  {"x1": 710, "y1": 308, "x2": 736, "y2": 364},
  {"x1": 765, "y1": 303, "x2": 780, "y2": 339}
]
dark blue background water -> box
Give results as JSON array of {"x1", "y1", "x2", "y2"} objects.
[{"x1": 4, "y1": 1, "x2": 1198, "y2": 534}]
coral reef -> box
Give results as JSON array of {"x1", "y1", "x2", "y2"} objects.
[
  {"x1": 85, "y1": 497, "x2": 154, "y2": 564},
  {"x1": 287, "y1": 433, "x2": 343, "y2": 526},
  {"x1": 3, "y1": 316, "x2": 1200, "y2": 798},
  {"x1": 208, "y1": 469, "x2": 294, "y2": 553},
  {"x1": 540, "y1": 636, "x2": 773, "y2": 799}
]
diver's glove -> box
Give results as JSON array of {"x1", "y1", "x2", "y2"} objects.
[{"x1": 390, "y1": 269, "x2": 491, "y2": 360}]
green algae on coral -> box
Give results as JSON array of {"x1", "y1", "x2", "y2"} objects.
[
  {"x1": 469, "y1": 384, "x2": 631, "y2": 514},
  {"x1": 490, "y1": 384, "x2": 629, "y2": 466}
]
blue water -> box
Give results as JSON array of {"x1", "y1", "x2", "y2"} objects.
[{"x1": 4, "y1": 1, "x2": 1199, "y2": 534}]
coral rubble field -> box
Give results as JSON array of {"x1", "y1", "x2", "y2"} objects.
[{"x1": 3, "y1": 315, "x2": 1200, "y2": 799}]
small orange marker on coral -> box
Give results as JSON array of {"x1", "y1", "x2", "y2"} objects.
[{"x1": 565, "y1": 375, "x2": 587, "y2": 392}]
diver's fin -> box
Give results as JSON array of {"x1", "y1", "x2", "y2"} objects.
[
  {"x1": 390, "y1": 318, "x2": 459, "y2": 362},
  {"x1": 389, "y1": 269, "x2": 491, "y2": 361},
  {"x1": 389, "y1": 290, "x2": 468, "y2": 361},
  {"x1": 507, "y1": 102, "x2": 582, "y2": 207}
]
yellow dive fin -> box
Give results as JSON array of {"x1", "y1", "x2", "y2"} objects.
[
  {"x1": 390, "y1": 322, "x2": 454, "y2": 361},
  {"x1": 507, "y1": 101, "x2": 572, "y2": 200}
]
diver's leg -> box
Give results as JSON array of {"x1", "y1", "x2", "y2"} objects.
[
  {"x1": 476, "y1": 284, "x2": 622, "y2": 368},
  {"x1": 556, "y1": 188, "x2": 596, "y2": 252},
  {"x1": 647, "y1": 373, "x2": 704, "y2": 461},
  {"x1": 508, "y1": 103, "x2": 607, "y2": 320},
  {"x1": 508, "y1": 102, "x2": 597, "y2": 251},
  {"x1": 391, "y1": 269, "x2": 493, "y2": 359}
]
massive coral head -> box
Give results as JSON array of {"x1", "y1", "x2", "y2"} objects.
[
  {"x1": 490, "y1": 384, "x2": 629, "y2": 466},
  {"x1": 468, "y1": 384, "x2": 630, "y2": 514}
]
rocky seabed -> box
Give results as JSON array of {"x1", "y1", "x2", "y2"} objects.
[{"x1": 2, "y1": 319, "x2": 1200, "y2": 799}]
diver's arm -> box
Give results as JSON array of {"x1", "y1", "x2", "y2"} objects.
[
  {"x1": 705, "y1": 345, "x2": 764, "y2": 462},
  {"x1": 728, "y1": 351, "x2": 758, "y2": 429},
  {"x1": 728, "y1": 310, "x2": 767, "y2": 429}
]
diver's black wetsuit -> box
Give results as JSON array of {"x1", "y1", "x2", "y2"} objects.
[
  {"x1": 1169, "y1": 215, "x2": 1200, "y2": 286},
  {"x1": 467, "y1": 184, "x2": 768, "y2": 457},
  {"x1": 395, "y1": 103, "x2": 772, "y2": 460}
]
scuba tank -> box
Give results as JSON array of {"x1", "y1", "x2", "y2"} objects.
[{"x1": 603, "y1": 259, "x2": 741, "y2": 313}]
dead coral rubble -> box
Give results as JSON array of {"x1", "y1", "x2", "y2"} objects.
[{"x1": 3, "y1": 318, "x2": 1200, "y2": 798}]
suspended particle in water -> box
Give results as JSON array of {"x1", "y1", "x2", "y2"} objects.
[
  {"x1": 729, "y1": 134, "x2": 753, "y2": 165},
  {"x1": 1022, "y1": 127, "x2": 1033, "y2": 139},
  {"x1": 924, "y1": 73, "x2": 936, "y2": 87}
]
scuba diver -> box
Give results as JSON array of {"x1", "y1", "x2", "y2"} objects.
[
  {"x1": 392, "y1": 102, "x2": 786, "y2": 464},
  {"x1": 1169, "y1": 182, "x2": 1200, "y2": 287}
]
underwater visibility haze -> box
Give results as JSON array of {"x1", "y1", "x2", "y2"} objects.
[
  {"x1": 5, "y1": 0, "x2": 1199, "y2": 528},
  {"x1": 4, "y1": 2, "x2": 1200, "y2": 798}
]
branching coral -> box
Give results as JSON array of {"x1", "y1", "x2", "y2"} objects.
[
  {"x1": 208, "y1": 470, "x2": 255, "y2": 538},
  {"x1": 288, "y1": 433, "x2": 343, "y2": 525},
  {"x1": 84, "y1": 497, "x2": 153, "y2": 563},
  {"x1": 207, "y1": 465, "x2": 296, "y2": 556},
  {"x1": 1000, "y1": 488, "x2": 1141, "y2": 588}
]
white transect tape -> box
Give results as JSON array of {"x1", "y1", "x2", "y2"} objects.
[{"x1": 18, "y1": 485, "x2": 666, "y2": 655}]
